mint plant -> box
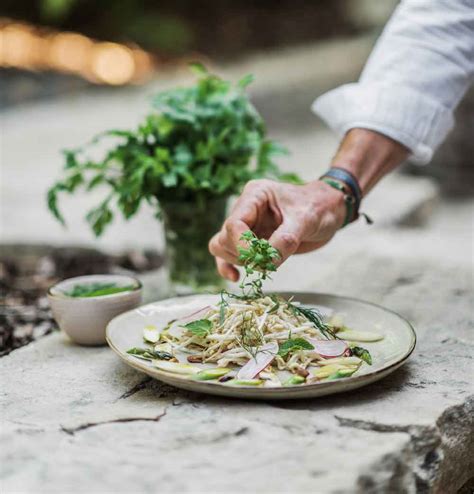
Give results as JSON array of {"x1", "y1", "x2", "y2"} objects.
[{"x1": 47, "y1": 63, "x2": 299, "y2": 237}]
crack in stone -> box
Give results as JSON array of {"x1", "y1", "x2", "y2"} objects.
[
  {"x1": 165, "y1": 426, "x2": 250, "y2": 451},
  {"x1": 61, "y1": 409, "x2": 168, "y2": 436},
  {"x1": 335, "y1": 416, "x2": 426, "y2": 434},
  {"x1": 117, "y1": 377, "x2": 152, "y2": 400}
]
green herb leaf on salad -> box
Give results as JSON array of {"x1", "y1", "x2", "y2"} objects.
[
  {"x1": 278, "y1": 338, "x2": 314, "y2": 358},
  {"x1": 182, "y1": 319, "x2": 213, "y2": 337}
]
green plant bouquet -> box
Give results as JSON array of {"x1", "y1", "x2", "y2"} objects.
[{"x1": 47, "y1": 63, "x2": 299, "y2": 292}]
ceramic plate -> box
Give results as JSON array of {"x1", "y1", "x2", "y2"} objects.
[{"x1": 106, "y1": 292, "x2": 416, "y2": 400}]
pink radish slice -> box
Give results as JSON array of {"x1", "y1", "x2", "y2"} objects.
[
  {"x1": 179, "y1": 306, "x2": 211, "y2": 323},
  {"x1": 306, "y1": 338, "x2": 348, "y2": 358},
  {"x1": 237, "y1": 342, "x2": 278, "y2": 380}
]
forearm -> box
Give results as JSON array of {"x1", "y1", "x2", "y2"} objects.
[{"x1": 330, "y1": 128, "x2": 409, "y2": 195}]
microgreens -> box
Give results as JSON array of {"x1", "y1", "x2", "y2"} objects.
[{"x1": 237, "y1": 230, "x2": 281, "y2": 297}]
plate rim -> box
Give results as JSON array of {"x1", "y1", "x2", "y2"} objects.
[{"x1": 106, "y1": 292, "x2": 417, "y2": 397}]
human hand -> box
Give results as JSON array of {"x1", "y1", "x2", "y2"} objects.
[{"x1": 208, "y1": 179, "x2": 346, "y2": 281}]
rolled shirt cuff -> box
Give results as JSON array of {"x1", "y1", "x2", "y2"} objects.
[{"x1": 312, "y1": 83, "x2": 455, "y2": 164}]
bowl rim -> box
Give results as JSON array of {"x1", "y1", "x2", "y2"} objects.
[{"x1": 47, "y1": 274, "x2": 142, "y2": 301}]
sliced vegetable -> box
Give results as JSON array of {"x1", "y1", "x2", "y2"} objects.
[
  {"x1": 350, "y1": 346, "x2": 373, "y2": 365},
  {"x1": 317, "y1": 356, "x2": 362, "y2": 366},
  {"x1": 284, "y1": 375, "x2": 306, "y2": 386},
  {"x1": 336, "y1": 330, "x2": 383, "y2": 342},
  {"x1": 179, "y1": 306, "x2": 211, "y2": 323},
  {"x1": 126, "y1": 347, "x2": 173, "y2": 361},
  {"x1": 155, "y1": 342, "x2": 173, "y2": 354},
  {"x1": 326, "y1": 367, "x2": 359, "y2": 380},
  {"x1": 126, "y1": 347, "x2": 155, "y2": 360},
  {"x1": 237, "y1": 341, "x2": 278, "y2": 380},
  {"x1": 194, "y1": 368, "x2": 231, "y2": 381},
  {"x1": 306, "y1": 338, "x2": 348, "y2": 358},
  {"x1": 143, "y1": 325, "x2": 160, "y2": 343},
  {"x1": 229, "y1": 379, "x2": 264, "y2": 386},
  {"x1": 154, "y1": 361, "x2": 200, "y2": 375},
  {"x1": 312, "y1": 364, "x2": 347, "y2": 379}
]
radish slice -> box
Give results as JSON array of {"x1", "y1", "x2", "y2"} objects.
[
  {"x1": 237, "y1": 342, "x2": 278, "y2": 380},
  {"x1": 306, "y1": 338, "x2": 348, "y2": 358},
  {"x1": 179, "y1": 305, "x2": 211, "y2": 323}
]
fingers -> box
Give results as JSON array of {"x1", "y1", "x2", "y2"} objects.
[
  {"x1": 209, "y1": 182, "x2": 268, "y2": 263},
  {"x1": 268, "y1": 220, "x2": 306, "y2": 264},
  {"x1": 209, "y1": 231, "x2": 242, "y2": 281},
  {"x1": 209, "y1": 232, "x2": 239, "y2": 264},
  {"x1": 216, "y1": 257, "x2": 239, "y2": 282}
]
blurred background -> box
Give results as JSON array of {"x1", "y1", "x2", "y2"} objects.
[{"x1": 1, "y1": 0, "x2": 473, "y2": 353}]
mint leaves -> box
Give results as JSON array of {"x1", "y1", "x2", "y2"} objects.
[
  {"x1": 47, "y1": 65, "x2": 299, "y2": 237},
  {"x1": 278, "y1": 338, "x2": 314, "y2": 358},
  {"x1": 182, "y1": 319, "x2": 213, "y2": 337}
]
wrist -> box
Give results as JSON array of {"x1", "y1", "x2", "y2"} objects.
[
  {"x1": 306, "y1": 179, "x2": 347, "y2": 229},
  {"x1": 331, "y1": 128, "x2": 409, "y2": 195}
]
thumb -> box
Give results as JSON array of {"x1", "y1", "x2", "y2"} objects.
[{"x1": 268, "y1": 221, "x2": 304, "y2": 264}]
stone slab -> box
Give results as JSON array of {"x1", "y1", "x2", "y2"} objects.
[{"x1": 1, "y1": 252, "x2": 472, "y2": 494}]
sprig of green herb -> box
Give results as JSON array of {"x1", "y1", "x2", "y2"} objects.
[
  {"x1": 236, "y1": 313, "x2": 265, "y2": 358},
  {"x1": 290, "y1": 305, "x2": 338, "y2": 340},
  {"x1": 237, "y1": 230, "x2": 281, "y2": 297},
  {"x1": 47, "y1": 64, "x2": 300, "y2": 236}
]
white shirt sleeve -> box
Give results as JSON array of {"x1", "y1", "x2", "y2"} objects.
[{"x1": 312, "y1": 0, "x2": 474, "y2": 164}]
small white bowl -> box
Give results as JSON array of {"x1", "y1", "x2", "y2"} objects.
[{"x1": 48, "y1": 274, "x2": 142, "y2": 346}]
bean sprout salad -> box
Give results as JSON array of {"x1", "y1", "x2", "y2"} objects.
[{"x1": 127, "y1": 231, "x2": 383, "y2": 386}]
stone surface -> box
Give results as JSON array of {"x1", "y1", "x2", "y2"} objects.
[
  {"x1": 1, "y1": 248, "x2": 472, "y2": 493},
  {"x1": 2, "y1": 35, "x2": 474, "y2": 493}
]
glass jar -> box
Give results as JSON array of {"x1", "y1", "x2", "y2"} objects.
[{"x1": 161, "y1": 196, "x2": 228, "y2": 294}]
